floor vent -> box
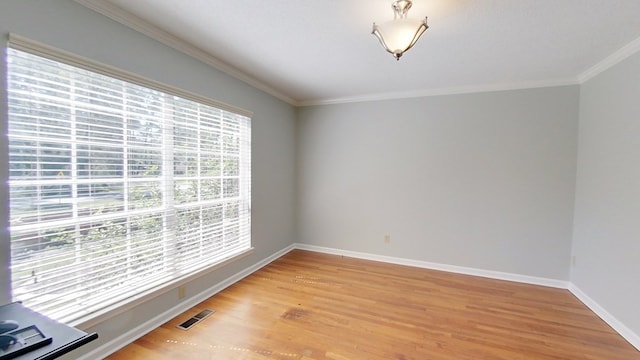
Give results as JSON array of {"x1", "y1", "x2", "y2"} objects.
[{"x1": 177, "y1": 309, "x2": 215, "y2": 330}]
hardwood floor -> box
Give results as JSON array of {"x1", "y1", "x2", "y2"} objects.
[{"x1": 107, "y1": 250, "x2": 640, "y2": 359}]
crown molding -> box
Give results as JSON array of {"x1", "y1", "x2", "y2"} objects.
[
  {"x1": 74, "y1": 0, "x2": 297, "y2": 106},
  {"x1": 74, "y1": 0, "x2": 640, "y2": 108},
  {"x1": 299, "y1": 78, "x2": 580, "y2": 107},
  {"x1": 578, "y1": 35, "x2": 640, "y2": 83}
]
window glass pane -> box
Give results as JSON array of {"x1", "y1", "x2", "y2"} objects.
[
  {"x1": 201, "y1": 179, "x2": 221, "y2": 201},
  {"x1": 129, "y1": 182, "x2": 162, "y2": 210}
]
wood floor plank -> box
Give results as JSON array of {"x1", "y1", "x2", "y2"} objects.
[{"x1": 106, "y1": 250, "x2": 640, "y2": 359}]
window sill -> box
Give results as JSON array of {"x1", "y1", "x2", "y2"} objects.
[{"x1": 70, "y1": 247, "x2": 255, "y2": 330}]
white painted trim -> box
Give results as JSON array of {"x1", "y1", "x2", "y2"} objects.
[
  {"x1": 78, "y1": 243, "x2": 640, "y2": 358},
  {"x1": 294, "y1": 243, "x2": 569, "y2": 289},
  {"x1": 298, "y1": 79, "x2": 580, "y2": 107},
  {"x1": 79, "y1": 244, "x2": 296, "y2": 360},
  {"x1": 296, "y1": 243, "x2": 640, "y2": 351},
  {"x1": 71, "y1": 0, "x2": 640, "y2": 106},
  {"x1": 73, "y1": 0, "x2": 297, "y2": 106},
  {"x1": 568, "y1": 284, "x2": 640, "y2": 351},
  {"x1": 72, "y1": 248, "x2": 255, "y2": 330},
  {"x1": 8, "y1": 33, "x2": 253, "y2": 119},
  {"x1": 578, "y1": 35, "x2": 640, "y2": 83},
  {"x1": 73, "y1": 0, "x2": 640, "y2": 106}
]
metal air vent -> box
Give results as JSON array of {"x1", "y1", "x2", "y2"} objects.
[{"x1": 177, "y1": 309, "x2": 215, "y2": 330}]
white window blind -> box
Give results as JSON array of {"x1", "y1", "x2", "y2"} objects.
[{"x1": 6, "y1": 46, "x2": 251, "y2": 323}]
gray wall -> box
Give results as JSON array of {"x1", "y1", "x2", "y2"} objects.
[
  {"x1": 296, "y1": 87, "x2": 579, "y2": 280},
  {"x1": 572, "y1": 51, "x2": 640, "y2": 335},
  {"x1": 0, "y1": 0, "x2": 296, "y2": 356}
]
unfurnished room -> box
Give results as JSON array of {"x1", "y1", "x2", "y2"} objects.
[{"x1": 0, "y1": 1, "x2": 639, "y2": 359}]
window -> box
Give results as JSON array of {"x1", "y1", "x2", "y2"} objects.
[{"x1": 6, "y1": 42, "x2": 251, "y2": 323}]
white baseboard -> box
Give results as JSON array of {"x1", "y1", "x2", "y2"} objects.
[
  {"x1": 295, "y1": 244, "x2": 640, "y2": 351},
  {"x1": 80, "y1": 244, "x2": 296, "y2": 360},
  {"x1": 80, "y1": 242, "x2": 639, "y2": 358},
  {"x1": 294, "y1": 243, "x2": 569, "y2": 289},
  {"x1": 568, "y1": 284, "x2": 640, "y2": 351}
]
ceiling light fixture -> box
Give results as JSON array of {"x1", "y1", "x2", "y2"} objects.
[{"x1": 372, "y1": 0, "x2": 428, "y2": 60}]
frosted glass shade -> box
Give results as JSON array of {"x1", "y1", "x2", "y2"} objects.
[{"x1": 372, "y1": 17, "x2": 428, "y2": 60}]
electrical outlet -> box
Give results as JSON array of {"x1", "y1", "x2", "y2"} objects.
[
  {"x1": 384, "y1": 234, "x2": 390, "y2": 243},
  {"x1": 178, "y1": 285, "x2": 186, "y2": 299},
  {"x1": 572, "y1": 256, "x2": 576, "y2": 266}
]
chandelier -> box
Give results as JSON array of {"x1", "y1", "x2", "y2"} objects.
[{"x1": 372, "y1": 0, "x2": 429, "y2": 60}]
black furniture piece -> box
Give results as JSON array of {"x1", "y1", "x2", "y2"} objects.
[{"x1": 0, "y1": 302, "x2": 98, "y2": 360}]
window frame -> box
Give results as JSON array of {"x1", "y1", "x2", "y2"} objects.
[{"x1": 5, "y1": 34, "x2": 254, "y2": 328}]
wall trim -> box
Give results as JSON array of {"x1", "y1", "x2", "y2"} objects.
[
  {"x1": 72, "y1": 0, "x2": 640, "y2": 107},
  {"x1": 294, "y1": 243, "x2": 569, "y2": 289},
  {"x1": 568, "y1": 284, "x2": 640, "y2": 351},
  {"x1": 578, "y1": 35, "x2": 640, "y2": 83},
  {"x1": 81, "y1": 243, "x2": 639, "y2": 358},
  {"x1": 73, "y1": 0, "x2": 296, "y2": 106},
  {"x1": 72, "y1": 247, "x2": 255, "y2": 330},
  {"x1": 79, "y1": 244, "x2": 296, "y2": 360},
  {"x1": 298, "y1": 79, "x2": 579, "y2": 107},
  {"x1": 297, "y1": 244, "x2": 640, "y2": 351}
]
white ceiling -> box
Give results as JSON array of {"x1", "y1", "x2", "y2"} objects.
[{"x1": 77, "y1": 0, "x2": 640, "y2": 106}]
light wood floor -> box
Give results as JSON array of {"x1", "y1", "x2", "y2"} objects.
[{"x1": 107, "y1": 250, "x2": 640, "y2": 359}]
